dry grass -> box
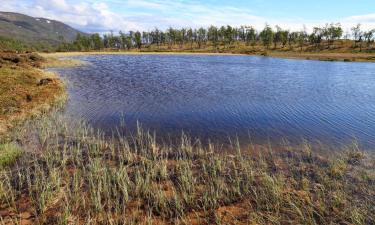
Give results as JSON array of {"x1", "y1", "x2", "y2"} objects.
[
  {"x1": 0, "y1": 109, "x2": 374, "y2": 224},
  {"x1": 40, "y1": 56, "x2": 85, "y2": 68}
]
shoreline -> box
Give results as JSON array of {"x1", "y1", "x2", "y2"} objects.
[
  {"x1": 39, "y1": 51, "x2": 248, "y2": 58},
  {"x1": 40, "y1": 50, "x2": 375, "y2": 62}
]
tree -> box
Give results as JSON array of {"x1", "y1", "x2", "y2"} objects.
[
  {"x1": 208, "y1": 25, "x2": 219, "y2": 49},
  {"x1": 310, "y1": 27, "x2": 323, "y2": 48},
  {"x1": 297, "y1": 31, "x2": 307, "y2": 52},
  {"x1": 363, "y1": 29, "x2": 375, "y2": 47},
  {"x1": 91, "y1": 33, "x2": 103, "y2": 50},
  {"x1": 55, "y1": 23, "x2": 366, "y2": 53},
  {"x1": 260, "y1": 24, "x2": 274, "y2": 49},
  {"x1": 197, "y1": 27, "x2": 206, "y2": 48},
  {"x1": 223, "y1": 25, "x2": 234, "y2": 47},
  {"x1": 187, "y1": 28, "x2": 194, "y2": 49},
  {"x1": 274, "y1": 26, "x2": 282, "y2": 49},
  {"x1": 326, "y1": 23, "x2": 343, "y2": 48},
  {"x1": 245, "y1": 26, "x2": 257, "y2": 46},
  {"x1": 280, "y1": 30, "x2": 289, "y2": 48},
  {"x1": 288, "y1": 32, "x2": 298, "y2": 48},
  {"x1": 134, "y1": 31, "x2": 142, "y2": 49},
  {"x1": 351, "y1": 24, "x2": 363, "y2": 50},
  {"x1": 273, "y1": 26, "x2": 289, "y2": 49}
]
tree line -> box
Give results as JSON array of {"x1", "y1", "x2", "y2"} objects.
[{"x1": 57, "y1": 23, "x2": 375, "y2": 52}]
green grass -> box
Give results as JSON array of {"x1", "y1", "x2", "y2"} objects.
[{"x1": 0, "y1": 143, "x2": 22, "y2": 167}]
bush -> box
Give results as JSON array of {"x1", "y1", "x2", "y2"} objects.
[{"x1": 0, "y1": 36, "x2": 28, "y2": 52}]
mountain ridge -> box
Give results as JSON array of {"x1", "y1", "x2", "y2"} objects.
[{"x1": 0, "y1": 11, "x2": 87, "y2": 47}]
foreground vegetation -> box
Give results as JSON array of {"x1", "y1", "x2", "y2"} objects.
[{"x1": 0, "y1": 107, "x2": 374, "y2": 224}]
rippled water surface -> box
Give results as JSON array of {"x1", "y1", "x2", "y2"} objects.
[{"x1": 53, "y1": 54, "x2": 375, "y2": 149}]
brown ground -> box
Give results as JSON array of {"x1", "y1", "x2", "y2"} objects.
[{"x1": 268, "y1": 52, "x2": 375, "y2": 62}]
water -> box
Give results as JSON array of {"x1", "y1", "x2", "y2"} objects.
[{"x1": 52, "y1": 54, "x2": 375, "y2": 149}]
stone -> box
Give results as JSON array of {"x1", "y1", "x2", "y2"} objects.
[{"x1": 38, "y1": 78, "x2": 53, "y2": 86}]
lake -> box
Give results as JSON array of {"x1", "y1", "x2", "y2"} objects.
[{"x1": 52, "y1": 54, "x2": 375, "y2": 149}]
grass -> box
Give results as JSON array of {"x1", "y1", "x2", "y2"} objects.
[
  {"x1": 40, "y1": 56, "x2": 85, "y2": 68},
  {"x1": 0, "y1": 143, "x2": 22, "y2": 168},
  {"x1": 0, "y1": 108, "x2": 374, "y2": 224}
]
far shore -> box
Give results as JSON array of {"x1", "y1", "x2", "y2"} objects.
[
  {"x1": 39, "y1": 51, "x2": 248, "y2": 57},
  {"x1": 40, "y1": 50, "x2": 375, "y2": 62}
]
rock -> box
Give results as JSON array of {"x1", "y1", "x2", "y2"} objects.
[
  {"x1": 12, "y1": 57, "x2": 20, "y2": 63},
  {"x1": 21, "y1": 219, "x2": 34, "y2": 225},
  {"x1": 29, "y1": 54, "x2": 43, "y2": 62},
  {"x1": 26, "y1": 94, "x2": 32, "y2": 102},
  {"x1": 19, "y1": 212, "x2": 32, "y2": 219},
  {"x1": 38, "y1": 78, "x2": 53, "y2": 86}
]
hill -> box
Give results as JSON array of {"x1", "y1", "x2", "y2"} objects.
[{"x1": 0, "y1": 11, "x2": 86, "y2": 48}]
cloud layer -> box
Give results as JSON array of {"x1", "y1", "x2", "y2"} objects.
[{"x1": 1, "y1": 0, "x2": 375, "y2": 33}]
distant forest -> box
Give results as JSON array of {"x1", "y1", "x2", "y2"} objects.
[
  {"x1": 56, "y1": 23, "x2": 375, "y2": 52},
  {"x1": 1, "y1": 23, "x2": 374, "y2": 53}
]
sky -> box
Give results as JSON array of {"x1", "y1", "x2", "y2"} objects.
[{"x1": 1, "y1": 0, "x2": 375, "y2": 34}]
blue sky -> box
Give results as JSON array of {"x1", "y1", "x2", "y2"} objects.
[{"x1": 1, "y1": 0, "x2": 375, "y2": 33}]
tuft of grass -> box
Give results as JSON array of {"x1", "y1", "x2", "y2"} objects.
[
  {"x1": 41, "y1": 56, "x2": 85, "y2": 68},
  {"x1": 0, "y1": 143, "x2": 22, "y2": 167}
]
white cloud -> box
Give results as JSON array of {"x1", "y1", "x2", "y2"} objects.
[
  {"x1": 341, "y1": 14, "x2": 375, "y2": 30},
  {"x1": 0, "y1": 0, "x2": 374, "y2": 34}
]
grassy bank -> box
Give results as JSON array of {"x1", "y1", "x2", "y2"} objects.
[
  {"x1": 0, "y1": 108, "x2": 374, "y2": 224},
  {"x1": 0, "y1": 53, "x2": 66, "y2": 136},
  {"x1": 0, "y1": 52, "x2": 83, "y2": 168}
]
